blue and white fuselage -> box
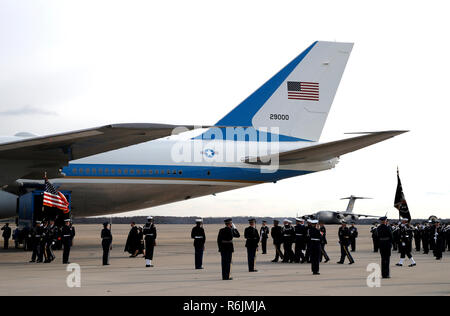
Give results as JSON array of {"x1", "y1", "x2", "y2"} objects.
[
  {"x1": 53, "y1": 136, "x2": 337, "y2": 216},
  {"x1": 0, "y1": 41, "x2": 406, "y2": 219}
]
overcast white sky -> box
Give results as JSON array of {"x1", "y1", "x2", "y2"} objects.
[{"x1": 1, "y1": 0, "x2": 449, "y2": 219}]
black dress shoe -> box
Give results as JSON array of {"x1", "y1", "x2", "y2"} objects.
[
  {"x1": 313, "y1": 272, "x2": 320, "y2": 275},
  {"x1": 396, "y1": 263, "x2": 402, "y2": 266},
  {"x1": 349, "y1": 262, "x2": 354, "y2": 265},
  {"x1": 249, "y1": 270, "x2": 258, "y2": 272},
  {"x1": 337, "y1": 261, "x2": 344, "y2": 264},
  {"x1": 408, "y1": 263, "x2": 416, "y2": 267},
  {"x1": 324, "y1": 259, "x2": 329, "y2": 263},
  {"x1": 271, "y1": 259, "x2": 278, "y2": 262}
]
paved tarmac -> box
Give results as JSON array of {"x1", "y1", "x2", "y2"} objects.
[{"x1": 0, "y1": 224, "x2": 448, "y2": 296}]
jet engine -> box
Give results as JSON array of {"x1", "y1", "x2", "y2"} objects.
[{"x1": 0, "y1": 190, "x2": 17, "y2": 219}]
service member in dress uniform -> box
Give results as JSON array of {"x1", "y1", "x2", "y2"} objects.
[
  {"x1": 370, "y1": 222, "x2": 379, "y2": 252},
  {"x1": 444, "y1": 222, "x2": 450, "y2": 251},
  {"x1": 422, "y1": 221, "x2": 430, "y2": 254},
  {"x1": 61, "y1": 219, "x2": 75, "y2": 264},
  {"x1": 38, "y1": 221, "x2": 48, "y2": 263},
  {"x1": 217, "y1": 218, "x2": 240, "y2": 280},
  {"x1": 259, "y1": 221, "x2": 269, "y2": 254},
  {"x1": 304, "y1": 219, "x2": 316, "y2": 263},
  {"x1": 143, "y1": 216, "x2": 157, "y2": 267},
  {"x1": 396, "y1": 218, "x2": 416, "y2": 267},
  {"x1": 392, "y1": 223, "x2": 400, "y2": 252},
  {"x1": 270, "y1": 220, "x2": 284, "y2": 262},
  {"x1": 281, "y1": 219, "x2": 295, "y2": 263},
  {"x1": 294, "y1": 218, "x2": 307, "y2": 263},
  {"x1": 1, "y1": 223, "x2": 11, "y2": 249},
  {"x1": 191, "y1": 218, "x2": 206, "y2": 269},
  {"x1": 433, "y1": 220, "x2": 444, "y2": 260},
  {"x1": 319, "y1": 222, "x2": 330, "y2": 263},
  {"x1": 377, "y1": 216, "x2": 393, "y2": 279},
  {"x1": 413, "y1": 223, "x2": 422, "y2": 252},
  {"x1": 44, "y1": 219, "x2": 57, "y2": 263},
  {"x1": 29, "y1": 221, "x2": 42, "y2": 263},
  {"x1": 349, "y1": 222, "x2": 358, "y2": 252},
  {"x1": 244, "y1": 219, "x2": 259, "y2": 272},
  {"x1": 101, "y1": 222, "x2": 113, "y2": 265},
  {"x1": 337, "y1": 221, "x2": 354, "y2": 264},
  {"x1": 308, "y1": 220, "x2": 322, "y2": 275}
]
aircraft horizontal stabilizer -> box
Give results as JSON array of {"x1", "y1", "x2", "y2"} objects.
[{"x1": 244, "y1": 130, "x2": 408, "y2": 165}]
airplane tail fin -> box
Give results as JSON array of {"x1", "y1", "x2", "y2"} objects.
[
  {"x1": 341, "y1": 196, "x2": 372, "y2": 213},
  {"x1": 213, "y1": 41, "x2": 353, "y2": 142}
]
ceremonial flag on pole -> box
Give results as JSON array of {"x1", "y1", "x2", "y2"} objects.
[
  {"x1": 43, "y1": 178, "x2": 70, "y2": 213},
  {"x1": 394, "y1": 168, "x2": 411, "y2": 221}
]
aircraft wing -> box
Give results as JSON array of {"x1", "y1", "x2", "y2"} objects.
[
  {"x1": 341, "y1": 213, "x2": 379, "y2": 218},
  {"x1": 244, "y1": 130, "x2": 408, "y2": 165},
  {"x1": 0, "y1": 123, "x2": 195, "y2": 185}
]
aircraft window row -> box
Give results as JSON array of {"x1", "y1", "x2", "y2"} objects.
[{"x1": 71, "y1": 168, "x2": 183, "y2": 176}]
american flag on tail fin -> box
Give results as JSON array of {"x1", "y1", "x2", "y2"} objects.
[{"x1": 43, "y1": 178, "x2": 70, "y2": 213}]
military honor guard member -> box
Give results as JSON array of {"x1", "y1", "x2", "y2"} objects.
[
  {"x1": 61, "y1": 219, "x2": 75, "y2": 264},
  {"x1": 396, "y1": 218, "x2": 416, "y2": 267},
  {"x1": 444, "y1": 223, "x2": 450, "y2": 251},
  {"x1": 270, "y1": 220, "x2": 284, "y2": 262},
  {"x1": 259, "y1": 220, "x2": 269, "y2": 254},
  {"x1": 422, "y1": 221, "x2": 430, "y2": 254},
  {"x1": 217, "y1": 218, "x2": 240, "y2": 280},
  {"x1": 319, "y1": 222, "x2": 330, "y2": 263},
  {"x1": 191, "y1": 218, "x2": 206, "y2": 269},
  {"x1": 294, "y1": 218, "x2": 307, "y2": 263},
  {"x1": 337, "y1": 221, "x2": 354, "y2": 264},
  {"x1": 376, "y1": 216, "x2": 393, "y2": 278},
  {"x1": 29, "y1": 221, "x2": 42, "y2": 263},
  {"x1": 304, "y1": 219, "x2": 315, "y2": 263},
  {"x1": 308, "y1": 220, "x2": 322, "y2": 275},
  {"x1": 413, "y1": 223, "x2": 422, "y2": 252},
  {"x1": 392, "y1": 222, "x2": 400, "y2": 252},
  {"x1": 433, "y1": 220, "x2": 444, "y2": 260},
  {"x1": 349, "y1": 222, "x2": 358, "y2": 252},
  {"x1": 370, "y1": 222, "x2": 379, "y2": 252},
  {"x1": 281, "y1": 219, "x2": 295, "y2": 263},
  {"x1": 143, "y1": 216, "x2": 157, "y2": 267},
  {"x1": 244, "y1": 219, "x2": 260, "y2": 272},
  {"x1": 101, "y1": 222, "x2": 113, "y2": 265},
  {"x1": 1, "y1": 223, "x2": 11, "y2": 249},
  {"x1": 44, "y1": 219, "x2": 58, "y2": 263}
]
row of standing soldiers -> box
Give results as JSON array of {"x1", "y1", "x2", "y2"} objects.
[
  {"x1": 371, "y1": 220, "x2": 449, "y2": 260},
  {"x1": 216, "y1": 218, "x2": 330, "y2": 279},
  {"x1": 27, "y1": 219, "x2": 75, "y2": 264},
  {"x1": 371, "y1": 217, "x2": 448, "y2": 279}
]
